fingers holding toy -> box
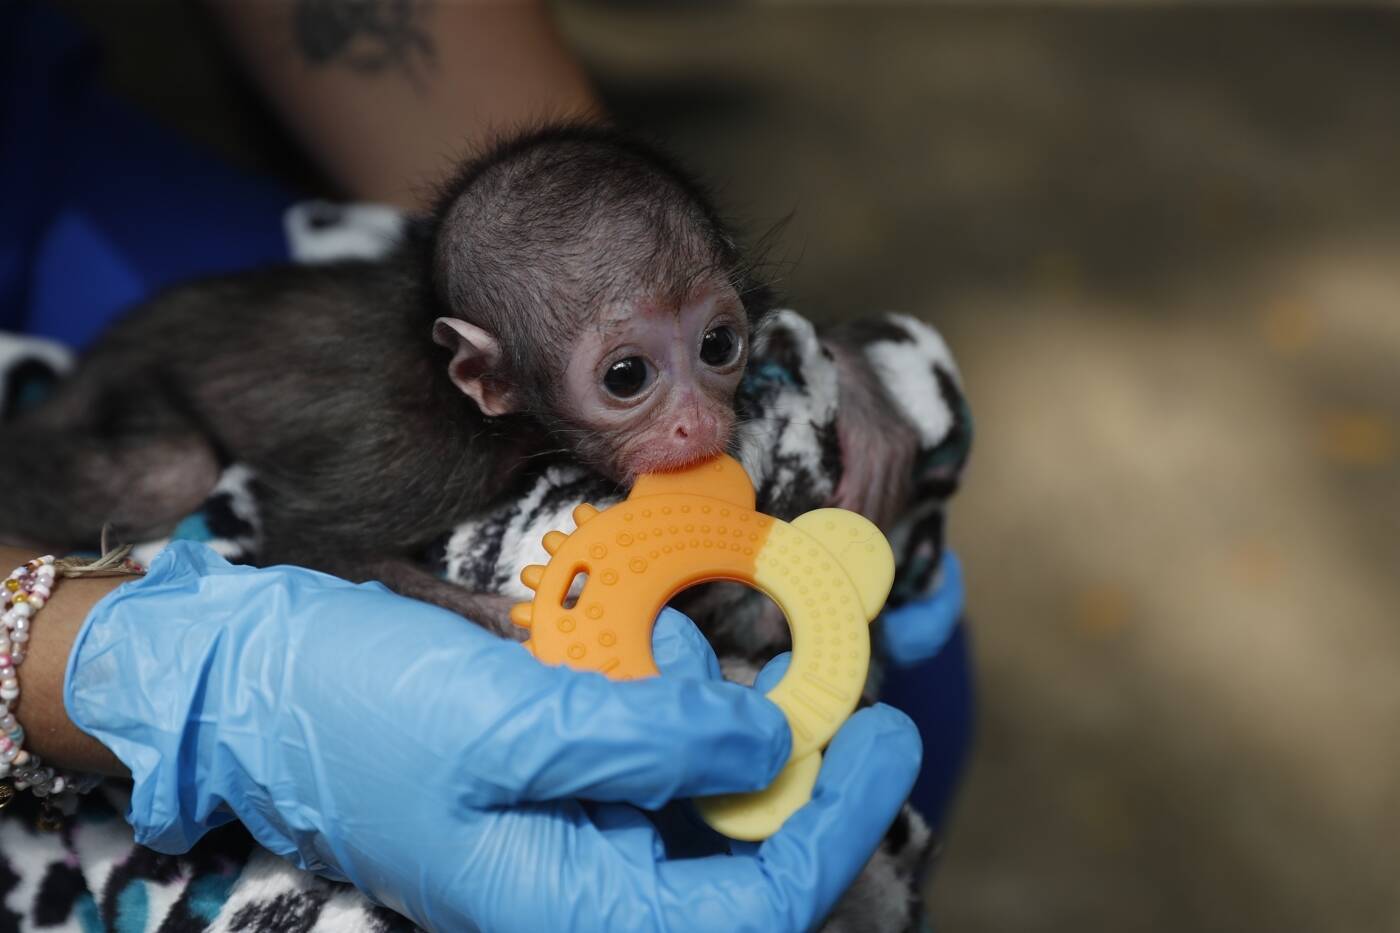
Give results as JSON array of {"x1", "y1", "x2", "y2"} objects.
[
  {"x1": 752, "y1": 651, "x2": 793, "y2": 694},
  {"x1": 651, "y1": 606, "x2": 725, "y2": 682},
  {"x1": 465, "y1": 613, "x2": 792, "y2": 811},
  {"x1": 467, "y1": 702, "x2": 916, "y2": 933},
  {"x1": 656, "y1": 704, "x2": 922, "y2": 932}
]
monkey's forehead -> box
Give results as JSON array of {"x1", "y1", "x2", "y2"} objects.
[{"x1": 585, "y1": 274, "x2": 741, "y2": 324}]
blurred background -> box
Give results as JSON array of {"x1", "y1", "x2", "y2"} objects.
[{"x1": 40, "y1": 2, "x2": 1400, "y2": 930}]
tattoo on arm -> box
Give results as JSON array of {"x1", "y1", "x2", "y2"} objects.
[{"x1": 294, "y1": 0, "x2": 436, "y2": 85}]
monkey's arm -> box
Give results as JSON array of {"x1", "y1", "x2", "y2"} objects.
[
  {"x1": 317, "y1": 555, "x2": 521, "y2": 640},
  {"x1": 825, "y1": 315, "x2": 971, "y2": 534},
  {"x1": 825, "y1": 340, "x2": 920, "y2": 533},
  {"x1": 209, "y1": 1, "x2": 601, "y2": 210}
]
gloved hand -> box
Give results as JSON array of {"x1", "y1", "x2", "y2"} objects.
[
  {"x1": 65, "y1": 541, "x2": 921, "y2": 932},
  {"x1": 879, "y1": 550, "x2": 966, "y2": 667}
]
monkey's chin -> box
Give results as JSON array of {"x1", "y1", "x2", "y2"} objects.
[{"x1": 620, "y1": 446, "x2": 726, "y2": 483}]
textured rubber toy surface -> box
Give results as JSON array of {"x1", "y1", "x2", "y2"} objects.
[{"x1": 515, "y1": 455, "x2": 895, "y2": 840}]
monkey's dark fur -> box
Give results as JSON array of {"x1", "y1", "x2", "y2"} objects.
[
  {"x1": 0, "y1": 126, "x2": 768, "y2": 626},
  {"x1": 434, "y1": 127, "x2": 756, "y2": 373}
]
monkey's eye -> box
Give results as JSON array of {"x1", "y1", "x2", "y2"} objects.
[
  {"x1": 603, "y1": 357, "x2": 651, "y2": 398},
  {"x1": 700, "y1": 326, "x2": 740, "y2": 367}
]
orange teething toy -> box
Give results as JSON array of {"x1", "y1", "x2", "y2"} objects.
[{"x1": 514, "y1": 454, "x2": 895, "y2": 840}]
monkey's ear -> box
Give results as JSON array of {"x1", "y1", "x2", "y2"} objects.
[{"x1": 432, "y1": 317, "x2": 517, "y2": 417}]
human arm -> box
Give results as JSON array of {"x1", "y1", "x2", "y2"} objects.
[{"x1": 206, "y1": 0, "x2": 601, "y2": 209}]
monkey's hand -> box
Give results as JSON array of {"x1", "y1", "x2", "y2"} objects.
[
  {"x1": 827, "y1": 340, "x2": 920, "y2": 532},
  {"x1": 65, "y1": 541, "x2": 920, "y2": 933}
]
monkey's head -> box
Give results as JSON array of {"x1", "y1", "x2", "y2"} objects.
[{"x1": 429, "y1": 126, "x2": 766, "y2": 482}]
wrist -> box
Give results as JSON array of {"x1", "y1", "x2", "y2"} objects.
[
  {"x1": 0, "y1": 548, "x2": 134, "y2": 830},
  {"x1": 9, "y1": 557, "x2": 129, "y2": 776}
]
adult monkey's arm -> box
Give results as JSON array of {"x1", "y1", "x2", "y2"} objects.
[
  {"x1": 0, "y1": 547, "x2": 126, "y2": 776},
  {"x1": 207, "y1": 0, "x2": 602, "y2": 210}
]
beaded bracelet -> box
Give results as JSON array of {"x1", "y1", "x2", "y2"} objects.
[{"x1": 0, "y1": 552, "x2": 130, "y2": 827}]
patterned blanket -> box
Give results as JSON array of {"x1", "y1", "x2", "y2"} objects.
[{"x1": 0, "y1": 207, "x2": 971, "y2": 933}]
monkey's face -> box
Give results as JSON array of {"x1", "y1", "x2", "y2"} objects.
[{"x1": 558, "y1": 281, "x2": 749, "y2": 482}]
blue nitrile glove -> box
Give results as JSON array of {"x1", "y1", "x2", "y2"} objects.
[
  {"x1": 880, "y1": 551, "x2": 966, "y2": 667},
  {"x1": 65, "y1": 541, "x2": 921, "y2": 932}
]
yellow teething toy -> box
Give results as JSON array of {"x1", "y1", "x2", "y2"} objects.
[{"x1": 512, "y1": 454, "x2": 894, "y2": 840}]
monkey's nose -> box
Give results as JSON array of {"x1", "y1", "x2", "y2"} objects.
[{"x1": 671, "y1": 415, "x2": 718, "y2": 449}]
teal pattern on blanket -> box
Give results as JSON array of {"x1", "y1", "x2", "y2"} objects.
[
  {"x1": 745, "y1": 359, "x2": 799, "y2": 391},
  {"x1": 75, "y1": 893, "x2": 102, "y2": 933},
  {"x1": 187, "y1": 872, "x2": 239, "y2": 923},
  {"x1": 171, "y1": 512, "x2": 215, "y2": 543},
  {"x1": 114, "y1": 880, "x2": 149, "y2": 933}
]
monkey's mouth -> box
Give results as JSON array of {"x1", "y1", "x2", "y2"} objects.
[{"x1": 625, "y1": 445, "x2": 728, "y2": 481}]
